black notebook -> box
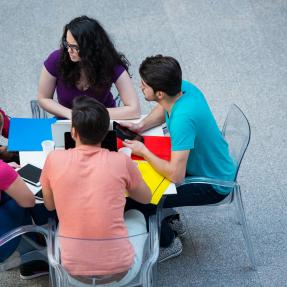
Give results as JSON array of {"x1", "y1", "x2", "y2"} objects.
[{"x1": 18, "y1": 164, "x2": 42, "y2": 187}]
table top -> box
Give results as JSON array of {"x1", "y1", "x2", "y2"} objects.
[{"x1": 19, "y1": 118, "x2": 177, "y2": 196}]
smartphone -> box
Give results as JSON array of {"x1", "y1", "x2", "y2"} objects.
[
  {"x1": 18, "y1": 164, "x2": 42, "y2": 187},
  {"x1": 113, "y1": 121, "x2": 144, "y2": 143}
]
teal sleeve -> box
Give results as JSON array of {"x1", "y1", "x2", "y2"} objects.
[{"x1": 169, "y1": 113, "x2": 196, "y2": 151}]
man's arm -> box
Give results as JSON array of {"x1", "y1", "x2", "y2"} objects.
[
  {"x1": 128, "y1": 179, "x2": 151, "y2": 204},
  {"x1": 121, "y1": 104, "x2": 165, "y2": 133},
  {"x1": 123, "y1": 140, "x2": 190, "y2": 183},
  {"x1": 124, "y1": 157, "x2": 152, "y2": 204},
  {"x1": 40, "y1": 155, "x2": 56, "y2": 211},
  {"x1": 42, "y1": 186, "x2": 56, "y2": 211}
]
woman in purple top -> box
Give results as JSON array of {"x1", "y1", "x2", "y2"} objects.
[{"x1": 38, "y1": 16, "x2": 140, "y2": 120}]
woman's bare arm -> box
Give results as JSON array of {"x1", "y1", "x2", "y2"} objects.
[
  {"x1": 108, "y1": 71, "x2": 141, "y2": 120},
  {"x1": 37, "y1": 66, "x2": 72, "y2": 119}
]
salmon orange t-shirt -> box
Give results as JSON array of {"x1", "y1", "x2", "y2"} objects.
[{"x1": 40, "y1": 145, "x2": 143, "y2": 275}]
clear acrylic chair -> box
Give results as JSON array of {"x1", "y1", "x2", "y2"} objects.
[
  {"x1": 48, "y1": 215, "x2": 159, "y2": 287},
  {"x1": 0, "y1": 225, "x2": 48, "y2": 272},
  {"x1": 30, "y1": 100, "x2": 48, "y2": 118},
  {"x1": 0, "y1": 214, "x2": 159, "y2": 287},
  {"x1": 175, "y1": 104, "x2": 256, "y2": 270}
]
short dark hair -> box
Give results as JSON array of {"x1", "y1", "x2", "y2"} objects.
[
  {"x1": 139, "y1": 55, "x2": 182, "y2": 97},
  {"x1": 72, "y1": 96, "x2": 110, "y2": 145}
]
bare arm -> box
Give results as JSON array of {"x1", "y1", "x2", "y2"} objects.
[
  {"x1": 5, "y1": 176, "x2": 35, "y2": 208},
  {"x1": 37, "y1": 66, "x2": 72, "y2": 119},
  {"x1": 121, "y1": 104, "x2": 165, "y2": 133},
  {"x1": 128, "y1": 178, "x2": 152, "y2": 204},
  {"x1": 108, "y1": 71, "x2": 141, "y2": 120},
  {"x1": 42, "y1": 186, "x2": 56, "y2": 211},
  {"x1": 123, "y1": 140, "x2": 190, "y2": 183}
]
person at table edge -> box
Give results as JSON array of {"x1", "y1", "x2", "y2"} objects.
[
  {"x1": 123, "y1": 55, "x2": 236, "y2": 262},
  {"x1": 37, "y1": 15, "x2": 140, "y2": 120},
  {"x1": 40, "y1": 96, "x2": 151, "y2": 277}
]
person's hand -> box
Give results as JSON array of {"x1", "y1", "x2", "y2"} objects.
[
  {"x1": 8, "y1": 162, "x2": 21, "y2": 169},
  {"x1": 0, "y1": 145, "x2": 7, "y2": 153},
  {"x1": 123, "y1": 139, "x2": 148, "y2": 158},
  {"x1": 0, "y1": 146, "x2": 17, "y2": 162},
  {"x1": 118, "y1": 121, "x2": 144, "y2": 133}
]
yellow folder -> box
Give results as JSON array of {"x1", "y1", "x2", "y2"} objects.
[{"x1": 136, "y1": 161, "x2": 171, "y2": 205}]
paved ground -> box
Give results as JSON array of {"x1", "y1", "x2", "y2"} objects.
[{"x1": 1, "y1": 0, "x2": 287, "y2": 286}]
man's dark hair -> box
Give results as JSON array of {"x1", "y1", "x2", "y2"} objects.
[
  {"x1": 72, "y1": 96, "x2": 110, "y2": 145},
  {"x1": 139, "y1": 55, "x2": 182, "y2": 97}
]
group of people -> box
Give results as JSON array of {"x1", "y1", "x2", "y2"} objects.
[{"x1": 0, "y1": 15, "x2": 235, "y2": 281}]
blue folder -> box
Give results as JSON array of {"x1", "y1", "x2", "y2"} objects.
[{"x1": 8, "y1": 118, "x2": 57, "y2": 151}]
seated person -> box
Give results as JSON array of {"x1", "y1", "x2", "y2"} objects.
[
  {"x1": 38, "y1": 15, "x2": 140, "y2": 120},
  {"x1": 0, "y1": 108, "x2": 9, "y2": 138},
  {"x1": 0, "y1": 160, "x2": 53, "y2": 279},
  {"x1": 41, "y1": 96, "x2": 151, "y2": 279},
  {"x1": 0, "y1": 108, "x2": 19, "y2": 163},
  {"x1": 123, "y1": 55, "x2": 236, "y2": 262}
]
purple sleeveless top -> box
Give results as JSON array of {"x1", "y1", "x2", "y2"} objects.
[{"x1": 44, "y1": 50, "x2": 125, "y2": 108}]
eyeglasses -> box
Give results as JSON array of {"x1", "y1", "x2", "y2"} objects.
[{"x1": 63, "y1": 40, "x2": 80, "y2": 52}]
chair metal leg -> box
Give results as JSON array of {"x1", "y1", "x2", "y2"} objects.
[{"x1": 234, "y1": 185, "x2": 256, "y2": 270}]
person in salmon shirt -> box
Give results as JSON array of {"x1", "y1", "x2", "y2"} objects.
[{"x1": 41, "y1": 96, "x2": 151, "y2": 282}]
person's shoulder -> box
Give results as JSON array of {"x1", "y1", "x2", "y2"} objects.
[
  {"x1": 46, "y1": 149, "x2": 67, "y2": 163},
  {"x1": 105, "y1": 150, "x2": 133, "y2": 167},
  {"x1": 112, "y1": 65, "x2": 126, "y2": 82},
  {"x1": 182, "y1": 80, "x2": 203, "y2": 95},
  {"x1": 0, "y1": 160, "x2": 16, "y2": 180},
  {"x1": 105, "y1": 150, "x2": 125, "y2": 160},
  {"x1": 0, "y1": 159, "x2": 8, "y2": 170},
  {"x1": 44, "y1": 49, "x2": 62, "y2": 77},
  {"x1": 45, "y1": 49, "x2": 61, "y2": 62}
]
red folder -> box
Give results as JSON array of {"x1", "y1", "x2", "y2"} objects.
[{"x1": 117, "y1": 136, "x2": 171, "y2": 161}]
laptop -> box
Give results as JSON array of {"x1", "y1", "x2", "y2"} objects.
[
  {"x1": 64, "y1": 131, "x2": 117, "y2": 152},
  {"x1": 51, "y1": 120, "x2": 72, "y2": 148},
  {"x1": 52, "y1": 120, "x2": 115, "y2": 148}
]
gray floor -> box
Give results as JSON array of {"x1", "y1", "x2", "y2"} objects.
[{"x1": 1, "y1": 0, "x2": 287, "y2": 286}]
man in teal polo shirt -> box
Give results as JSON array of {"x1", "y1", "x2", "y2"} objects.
[{"x1": 123, "y1": 55, "x2": 235, "y2": 262}]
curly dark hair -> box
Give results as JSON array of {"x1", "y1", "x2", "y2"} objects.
[{"x1": 59, "y1": 15, "x2": 129, "y2": 94}]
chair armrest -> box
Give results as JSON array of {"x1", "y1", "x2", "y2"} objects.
[
  {"x1": 0, "y1": 225, "x2": 48, "y2": 271},
  {"x1": 0, "y1": 225, "x2": 48, "y2": 248},
  {"x1": 178, "y1": 176, "x2": 236, "y2": 188},
  {"x1": 47, "y1": 218, "x2": 59, "y2": 267}
]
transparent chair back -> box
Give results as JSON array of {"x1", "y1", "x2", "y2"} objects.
[
  {"x1": 0, "y1": 225, "x2": 48, "y2": 271},
  {"x1": 222, "y1": 104, "x2": 251, "y2": 180},
  {"x1": 30, "y1": 100, "x2": 48, "y2": 118},
  {"x1": 48, "y1": 216, "x2": 159, "y2": 287},
  {"x1": 176, "y1": 104, "x2": 256, "y2": 269}
]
